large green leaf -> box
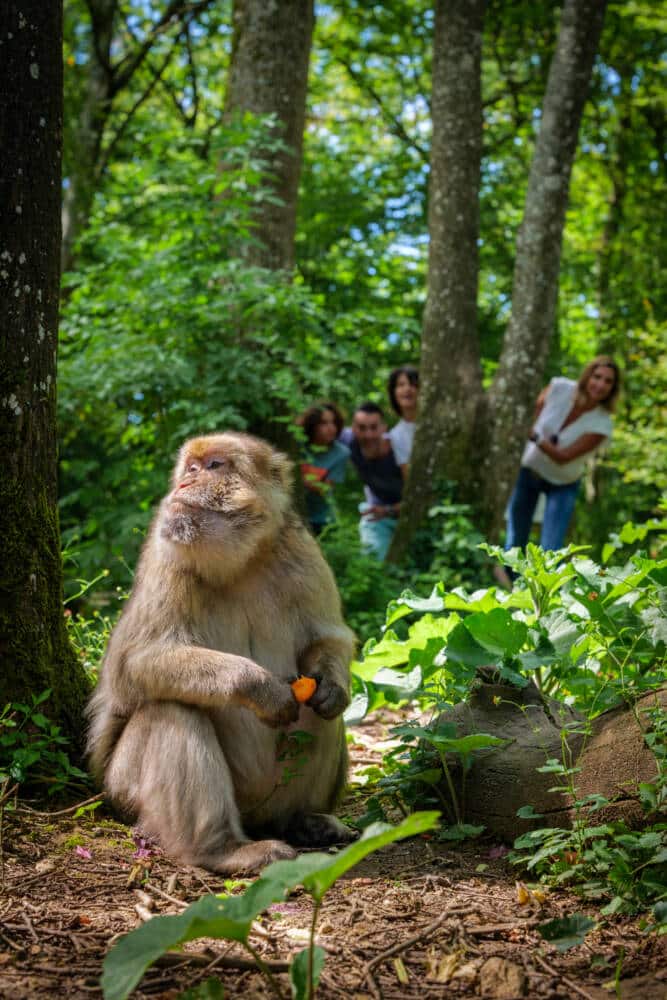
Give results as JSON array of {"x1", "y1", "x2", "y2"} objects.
[
  {"x1": 537, "y1": 914, "x2": 595, "y2": 951},
  {"x1": 445, "y1": 620, "x2": 495, "y2": 667},
  {"x1": 289, "y1": 946, "x2": 325, "y2": 1000},
  {"x1": 464, "y1": 608, "x2": 528, "y2": 657}
]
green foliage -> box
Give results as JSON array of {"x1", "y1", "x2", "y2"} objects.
[
  {"x1": 101, "y1": 812, "x2": 439, "y2": 1000},
  {"x1": 319, "y1": 519, "x2": 406, "y2": 637},
  {"x1": 349, "y1": 523, "x2": 666, "y2": 857},
  {"x1": 58, "y1": 115, "x2": 362, "y2": 590},
  {"x1": 537, "y1": 914, "x2": 596, "y2": 951},
  {"x1": 0, "y1": 691, "x2": 89, "y2": 799}
]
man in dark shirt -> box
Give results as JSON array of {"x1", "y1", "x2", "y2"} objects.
[{"x1": 342, "y1": 402, "x2": 403, "y2": 560}]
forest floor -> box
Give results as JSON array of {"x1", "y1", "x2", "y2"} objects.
[{"x1": 1, "y1": 709, "x2": 665, "y2": 1000}]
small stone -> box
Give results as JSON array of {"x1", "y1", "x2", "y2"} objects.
[{"x1": 479, "y1": 956, "x2": 526, "y2": 998}]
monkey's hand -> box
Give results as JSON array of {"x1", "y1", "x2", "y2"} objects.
[
  {"x1": 304, "y1": 674, "x2": 349, "y2": 720},
  {"x1": 238, "y1": 670, "x2": 300, "y2": 728}
]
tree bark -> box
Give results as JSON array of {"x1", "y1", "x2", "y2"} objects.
[
  {"x1": 388, "y1": 0, "x2": 487, "y2": 561},
  {"x1": 389, "y1": 0, "x2": 608, "y2": 558},
  {"x1": 224, "y1": 0, "x2": 314, "y2": 271},
  {"x1": 0, "y1": 1, "x2": 89, "y2": 746}
]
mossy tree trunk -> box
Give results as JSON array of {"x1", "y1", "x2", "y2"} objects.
[
  {"x1": 224, "y1": 0, "x2": 315, "y2": 272},
  {"x1": 0, "y1": 1, "x2": 90, "y2": 749},
  {"x1": 389, "y1": 0, "x2": 608, "y2": 559}
]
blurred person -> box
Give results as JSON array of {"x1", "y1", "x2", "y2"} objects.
[
  {"x1": 296, "y1": 402, "x2": 349, "y2": 536},
  {"x1": 387, "y1": 364, "x2": 419, "y2": 475},
  {"x1": 505, "y1": 356, "x2": 620, "y2": 555},
  {"x1": 344, "y1": 402, "x2": 403, "y2": 561}
]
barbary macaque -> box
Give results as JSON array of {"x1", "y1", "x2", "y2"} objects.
[{"x1": 86, "y1": 432, "x2": 355, "y2": 873}]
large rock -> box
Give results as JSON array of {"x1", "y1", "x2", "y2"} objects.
[{"x1": 436, "y1": 678, "x2": 665, "y2": 842}]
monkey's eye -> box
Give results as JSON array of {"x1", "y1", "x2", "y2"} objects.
[{"x1": 206, "y1": 459, "x2": 225, "y2": 470}]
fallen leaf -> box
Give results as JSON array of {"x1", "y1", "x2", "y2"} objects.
[
  {"x1": 426, "y1": 947, "x2": 461, "y2": 983},
  {"x1": 393, "y1": 957, "x2": 409, "y2": 984},
  {"x1": 75, "y1": 846, "x2": 92, "y2": 860},
  {"x1": 35, "y1": 859, "x2": 56, "y2": 874},
  {"x1": 515, "y1": 880, "x2": 531, "y2": 905}
]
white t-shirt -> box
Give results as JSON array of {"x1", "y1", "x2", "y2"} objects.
[
  {"x1": 388, "y1": 419, "x2": 416, "y2": 466},
  {"x1": 522, "y1": 377, "x2": 612, "y2": 485}
]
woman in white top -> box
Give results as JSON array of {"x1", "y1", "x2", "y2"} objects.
[
  {"x1": 387, "y1": 364, "x2": 419, "y2": 476},
  {"x1": 505, "y1": 356, "x2": 620, "y2": 553}
]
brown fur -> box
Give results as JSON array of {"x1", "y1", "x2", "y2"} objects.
[{"x1": 86, "y1": 433, "x2": 355, "y2": 873}]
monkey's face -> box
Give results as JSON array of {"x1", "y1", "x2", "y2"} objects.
[{"x1": 160, "y1": 433, "x2": 292, "y2": 549}]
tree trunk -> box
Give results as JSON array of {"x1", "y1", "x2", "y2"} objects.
[
  {"x1": 0, "y1": 1, "x2": 89, "y2": 746},
  {"x1": 388, "y1": 0, "x2": 486, "y2": 561},
  {"x1": 390, "y1": 0, "x2": 608, "y2": 558},
  {"x1": 482, "y1": 0, "x2": 608, "y2": 537},
  {"x1": 224, "y1": 0, "x2": 314, "y2": 271}
]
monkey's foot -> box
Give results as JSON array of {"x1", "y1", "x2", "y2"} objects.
[
  {"x1": 285, "y1": 812, "x2": 358, "y2": 848},
  {"x1": 211, "y1": 839, "x2": 297, "y2": 875}
]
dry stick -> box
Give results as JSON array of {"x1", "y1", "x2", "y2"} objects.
[
  {"x1": 21, "y1": 910, "x2": 39, "y2": 943},
  {"x1": 155, "y1": 951, "x2": 289, "y2": 973},
  {"x1": 359, "y1": 905, "x2": 469, "y2": 987},
  {"x1": 145, "y1": 880, "x2": 187, "y2": 910},
  {"x1": 532, "y1": 952, "x2": 598, "y2": 1000},
  {"x1": 13, "y1": 794, "x2": 103, "y2": 818}
]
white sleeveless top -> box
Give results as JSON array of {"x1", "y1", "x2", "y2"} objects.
[{"x1": 521, "y1": 377, "x2": 612, "y2": 485}]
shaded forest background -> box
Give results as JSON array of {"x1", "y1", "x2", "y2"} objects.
[{"x1": 57, "y1": 0, "x2": 665, "y2": 605}]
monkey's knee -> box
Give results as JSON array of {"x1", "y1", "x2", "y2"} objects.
[{"x1": 105, "y1": 701, "x2": 245, "y2": 858}]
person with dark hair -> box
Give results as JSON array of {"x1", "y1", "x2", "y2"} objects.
[
  {"x1": 387, "y1": 364, "x2": 419, "y2": 474},
  {"x1": 343, "y1": 402, "x2": 403, "y2": 560},
  {"x1": 296, "y1": 402, "x2": 349, "y2": 535},
  {"x1": 505, "y1": 356, "x2": 620, "y2": 555}
]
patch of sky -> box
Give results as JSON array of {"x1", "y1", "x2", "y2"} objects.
[
  {"x1": 127, "y1": 412, "x2": 142, "y2": 425},
  {"x1": 601, "y1": 65, "x2": 621, "y2": 95},
  {"x1": 387, "y1": 331, "x2": 401, "y2": 345}
]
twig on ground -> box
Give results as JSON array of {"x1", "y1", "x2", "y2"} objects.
[
  {"x1": 532, "y1": 951, "x2": 598, "y2": 1000},
  {"x1": 13, "y1": 794, "x2": 103, "y2": 818},
  {"x1": 358, "y1": 905, "x2": 469, "y2": 987},
  {"x1": 155, "y1": 950, "x2": 290, "y2": 973}
]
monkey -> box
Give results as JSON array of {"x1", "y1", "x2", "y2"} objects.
[{"x1": 86, "y1": 432, "x2": 355, "y2": 874}]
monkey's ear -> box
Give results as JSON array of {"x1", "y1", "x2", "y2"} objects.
[{"x1": 269, "y1": 450, "x2": 293, "y2": 492}]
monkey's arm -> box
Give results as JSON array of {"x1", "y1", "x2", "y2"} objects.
[{"x1": 116, "y1": 642, "x2": 299, "y2": 727}]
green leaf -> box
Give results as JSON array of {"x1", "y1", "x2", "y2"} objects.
[
  {"x1": 537, "y1": 914, "x2": 595, "y2": 951},
  {"x1": 464, "y1": 608, "x2": 528, "y2": 657},
  {"x1": 179, "y1": 978, "x2": 225, "y2": 999},
  {"x1": 654, "y1": 901, "x2": 667, "y2": 928},
  {"x1": 516, "y1": 805, "x2": 545, "y2": 819},
  {"x1": 445, "y1": 621, "x2": 493, "y2": 667},
  {"x1": 289, "y1": 946, "x2": 326, "y2": 1000},
  {"x1": 293, "y1": 811, "x2": 440, "y2": 902}
]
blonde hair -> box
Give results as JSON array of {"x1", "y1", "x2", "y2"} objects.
[{"x1": 576, "y1": 356, "x2": 620, "y2": 412}]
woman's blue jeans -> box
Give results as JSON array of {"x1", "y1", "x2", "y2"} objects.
[{"x1": 505, "y1": 467, "x2": 580, "y2": 552}]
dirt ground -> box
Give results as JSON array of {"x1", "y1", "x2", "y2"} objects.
[{"x1": 1, "y1": 710, "x2": 665, "y2": 1000}]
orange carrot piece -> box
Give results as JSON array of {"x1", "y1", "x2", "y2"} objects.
[{"x1": 291, "y1": 676, "x2": 317, "y2": 703}]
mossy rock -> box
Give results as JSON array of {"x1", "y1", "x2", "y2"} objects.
[{"x1": 436, "y1": 678, "x2": 665, "y2": 842}]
